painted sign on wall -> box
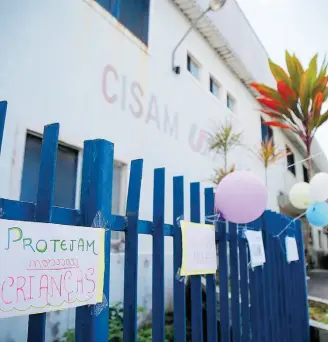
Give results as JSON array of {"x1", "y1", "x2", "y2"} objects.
[
  {"x1": 0, "y1": 220, "x2": 105, "y2": 318},
  {"x1": 102, "y1": 64, "x2": 217, "y2": 161}
]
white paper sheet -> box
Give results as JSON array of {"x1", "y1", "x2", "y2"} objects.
[
  {"x1": 0, "y1": 219, "x2": 105, "y2": 318},
  {"x1": 245, "y1": 230, "x2": 266, "y2": 268},
  {"x1": 180, "y1": 221, "x2": 217, "y2": 276},
  {"x1": 285, "y1": 236, "x2": 299, "y2": 263}
]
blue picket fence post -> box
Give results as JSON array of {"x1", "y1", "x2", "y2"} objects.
[
  {"x1": 123, "y1": 159, "x2": 143, "y2": 342},
  {"x1": 238, "y1": 226, "x2": 250, "y2": 342},
  {"x1": 173, "y1": 176, "x2": 186, "y2": 342},
  {"x1": 230, "y1": 222, "x2": 241, "y2": 342},
  {"x1": 0, "y1": 101, "x2": 7, "y2": 153},
  {"x1": 204, "y1": 187, "x2": 218, "y2": 342},
  {"x1": 27, "y1": 123, "x2": 59, "y2": 342},
  {"x1": 218, "y1": 219, "x2": 230, "y2": 342},
  {"x1": 295, "y1": 219, "x2": 310, "y2": 341},
  {"x1": 190, "y1": 182, "x2": 204, "y2": 342},
  {"x1": 75, "y1": 139, "x2": 114, "y2": 342},
  {"x1": 152, "y1": 168, "x2": 165, "y2": 342}
]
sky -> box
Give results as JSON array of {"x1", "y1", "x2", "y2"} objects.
[{"x1": 235, "y1": 0, "x2": 328, "y2": 155}]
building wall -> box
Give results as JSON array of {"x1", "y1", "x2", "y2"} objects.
[{"x1": 0, "y1": 0, "x2": 323, "y2": 340}]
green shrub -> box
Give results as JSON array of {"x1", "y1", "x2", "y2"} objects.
[{"x1": 62, "y1": 303, "x2": 179, "y2": 342}]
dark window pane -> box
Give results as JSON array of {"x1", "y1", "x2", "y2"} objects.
[
  {"x1": 187, "y1": 55, "x2": 199, "y2": 78},
  {"x1": 187, "y1": 55, "x2": 191, "y2": 71},
  {"x1": 54, "y1": 144, "x2": 78, "y2": 208},
  {"x1": 20, "y1": 134, "x2": 78, "y2": 208},
  {"x1": 227, "y1": 94, "x2": 235, "y2": 111},
  {"x1": 261, "y1": 118, "x2": 274, "y2": 143},
  {"x1": 210, "y1": 77, "x2": 219, "y2": 97},
  {"x1": 286, "y1": 146, "x2": 296, "y2": 175},
  {"x1": 20, "y1": 135, "x2": 42, "y2": 204},
  {"x1": 112, "y1": 165, "x2": 121, "y2": 215},
  {"x1": 303, "y1": 165, "x2": 309, "y2": 183},
  {"x1": 96, "y1": 0, "x2": 150, "y2": 44}
]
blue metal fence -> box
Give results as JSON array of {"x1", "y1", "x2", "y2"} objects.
[{"x1": 0, "y1": 103, "x2": 309, "y2": 341}]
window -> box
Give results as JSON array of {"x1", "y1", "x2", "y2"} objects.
[
  {"x1": 95, "y1": 0, "x2": 150, "y2": 45},
  {"x1": 227, "y1": 94, "x2": 236, "y2": 111},
  {"x1": 187, "y1": 55, "x2": 200, "y2": 79},
  {"x1": 21, "y1": 134, "x2": 78, "y2": 208},
  {"x1": 261, "y1": 118, "x2": 273, "y2": 142},
  {"x1": 318, "y1": 230, "x2": 322, "y2": 249},
  {"x1": 111, "y1": 163, "x2": 124, "y2": 240},
  {"x1": 286, "y1": 146, "x2": 295, "y2": 175},
  {"x1": 303, "y1": 165, "x2": 309, "y2": 183},
  {"x1": 21, "y1": 134, "x2": 125, "y2": 241},
  {"x1": 209, "y1": 77, "x2": 220, "y2": 98}
]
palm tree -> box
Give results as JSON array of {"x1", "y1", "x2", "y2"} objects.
[
  {"x1": 208, "y1": 120, "x2": 242, "y2": 184},
  {"x1": 252, "y1": 137, "x2": 290, "y2": 186}
]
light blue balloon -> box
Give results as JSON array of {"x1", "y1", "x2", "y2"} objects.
[{"x1": 306, "y1": 202, "x2": 328, "y2": 227}]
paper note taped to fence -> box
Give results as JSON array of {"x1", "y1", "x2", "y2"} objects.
[
  {"x1": 0, "y1": 219, "x2": 105, "y2": 318},
  {"x1": 285, "y1": 236, "x2": 299, "y2": 263},
  {"x1": 245, "y1": 230, "x2": 266, "y2": 268},
  {"x1": 180, "y1": 221, "x2": 217, "y2": 276}
]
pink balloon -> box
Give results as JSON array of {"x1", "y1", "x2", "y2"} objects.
[{"x1": 215, "y1": 171, "x2": 268, "y2": 224}]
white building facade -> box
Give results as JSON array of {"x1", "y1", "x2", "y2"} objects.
[{"x1": 0, "y1": 0, "x2": 327, "y2": 341}]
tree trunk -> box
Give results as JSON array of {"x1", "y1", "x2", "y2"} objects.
[{"x1": 305, "y1": 137, "x2": 313, "y2": 269}]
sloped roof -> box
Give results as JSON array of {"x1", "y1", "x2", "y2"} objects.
[{"x1": 172, "y1": 0, "x2": 328, "y2": 172}]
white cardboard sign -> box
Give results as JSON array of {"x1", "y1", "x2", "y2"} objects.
[
  {"x1": 180, "y1": 221, "x2": 217, "y2": 276},
  {"x1": 285, "y1": 236, "x2": 299, "y2": 263},
  {"x1": 245, "y1": 230, "x2": 266, "y2": 268},
  {"x1": 0, "y1": 219, "x2": 105, "y2": 318}
]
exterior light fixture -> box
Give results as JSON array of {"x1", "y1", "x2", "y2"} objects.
[
  {"x1": 172, "y1": 0, "x2": 227, "y2": 74},
  {"x1": 209, "y1": 0, "x2": 227, "y2": 11}
]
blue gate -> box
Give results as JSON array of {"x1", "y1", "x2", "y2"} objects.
[{"x1": 0, "y1": 101, "x2": 309, "y2": 342}]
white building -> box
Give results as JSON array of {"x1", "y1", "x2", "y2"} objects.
[{"x1": 0, "y1": 0, "x2": 327, "y2": 340}]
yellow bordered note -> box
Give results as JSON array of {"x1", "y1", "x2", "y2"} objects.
[{"x1": 180, "y1": 220, "x2": 217, "y2": 276}]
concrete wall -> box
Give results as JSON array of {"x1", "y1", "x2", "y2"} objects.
[{"x1": 0, "y1": 0, "x2": 325, "y2": 340}]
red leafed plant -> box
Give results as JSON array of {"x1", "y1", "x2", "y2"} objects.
[
  {"x1": 250, "y1": 52, "x2": 328, "y2": 178},
  {"x1": 251, "y1": 52, "x2": 328, "y2": 266}
]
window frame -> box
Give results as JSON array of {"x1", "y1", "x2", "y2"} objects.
[
  {"x1": 303, "y1": 164, "x2": 309, "y2": 183},
  {"x1": 20, "y1": 132, "x2": 79, "y2": 209},
  {"x1": 110, "y1": 161, "x2": 127, "y2": 242},
  {"x1": 286, "y1": 146, "x2": 296, "y2": 176},
  {"x1": 227, "y1": 93, "x2": 236, "y2": 112},
  {"x1": 318, "y1": 230, "x2": 322, "y2": 249},
  {"x1": 187, "y1": 53, "x2": 201, "y2": 80},
  {"x1": 261, "y1": 118, "x2": 274, "y2": 143},
  {"x1": 19, "y1": 131, "x2": 127, "y2": 245},
  {"x1": 94, "y1": 0, "x2": 150, "y2": 46},
  {"x1": 209, "y1": 76, "x2": 220, "y2": 98}
]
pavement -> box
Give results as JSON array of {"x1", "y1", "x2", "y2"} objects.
[{"x1": 308, "y1": 270, "x2": 328, "y2": 300}]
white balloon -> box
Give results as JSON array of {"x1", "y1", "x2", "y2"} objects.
[
  {"x1": 289, "y1": 182, "x2": 311, "y2": 209},
  {"x1": 310, "y1": 172, "x2": 328, "y2": 203}
]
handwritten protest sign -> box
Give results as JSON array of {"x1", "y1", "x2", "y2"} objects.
[
  {"x1": 245, "y1": 229, "x2": 266, "y2": 268},
  {"x1": 0, "y1": 219, "x2": 105, "y2": 318},
  {"x1": 180, "y1": 221, "x2": 217, "y2": 276},
  {"x1": 285, "y1": 236, "x2": 299, "y2": 263}
]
